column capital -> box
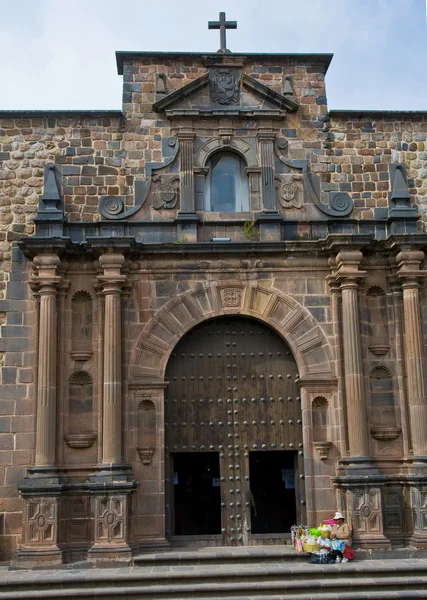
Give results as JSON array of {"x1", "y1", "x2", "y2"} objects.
[
  {"x1": 334, "y1": 250, "x2": 366, "y2": 286},
  {"x1": 31, "y1": 253, "x2": 63, "y2": 294},
  {"x1": 396, "y1": 250, "x2": 427, "y2": 286},
  {"x1": 97, "y1": 252, "x2": 127, "y2": 294},
  {"x1": 257, "y1": 129, "x2": 276, "y2": 141},
  {"x1": 176, "y1": 128, "x2": 195, "y2": 141}
]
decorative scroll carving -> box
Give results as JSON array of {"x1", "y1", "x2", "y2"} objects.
[
  {"x1": 71, "y1": 290, "x2": 93, "y2": 361},
  {"x1": 209, "y1": 69, "x2": 240, "y2": 105},
  {"x1": 274, "y1": 140, "x2": 353, "y2": 217},
  {"x1": 99, "y1": 137, "x2": 179, "y2": 220},
  {"x1": 366, "y1": 286, "x2": 390, "y2": 356}
]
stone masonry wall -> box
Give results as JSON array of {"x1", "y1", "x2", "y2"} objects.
[{"x1": 1, "y1": 54, "x2": 427, "y2": 560}]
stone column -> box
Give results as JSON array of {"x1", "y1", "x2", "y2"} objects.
[
  {"x1": 397, "y1": 251, "x2": 427, "y2": 459},
  {"x1": 97, "y1": 252, "x2": 127, "y2": 466},
  {"x1": 15, "y1": 254, "x2": 64, "y2": 568},
  {"x1": 33, "y1": 254, "x2": 62, "y2": 467},
  {"x1": 332, "y1": 250, "x2": 390, "y2": 549},
  {"x1": 88, "y1": 251, "x2": 136, "y2": 564},
  {"x1": 335, "y1": 251, "x2": 370, "y2": 463}
]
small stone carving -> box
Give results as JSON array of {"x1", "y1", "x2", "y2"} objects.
[
  {"x1": 209, "y1": 69, "x2": 240, "y2": 105},
  {"x1": 153, "y1": 176, "x2": 180, "y2": 210},
  {"x1": 276, "y1": 174, "x2": 303, "y2": 209},
  {"x1": 99, "y1": 195, "x2": 125, "y2": 219},
  {"x1": 222, "y1": 288, "x2": 241, "y2": 307},
  {"x1": 155, "y1": 73, "x2": 167, "y2": 96}
]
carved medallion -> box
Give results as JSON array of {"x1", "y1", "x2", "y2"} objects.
[
  {"x1": 153, "y1": 176, "x2": 180, "y2": 210},
  {"x1": 209, "y1": 69, "x2": 240, "y2": 105},
  {"x1": 276, "y1": 174, "x2": 303, "y2": 209},
  {"x1": 222, "y1": 288, "x2": 241, "y2": 307}
]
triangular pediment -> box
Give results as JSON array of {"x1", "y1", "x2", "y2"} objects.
[{"x1": 153, "y1": 72, "x2": 298, "y2": 118}]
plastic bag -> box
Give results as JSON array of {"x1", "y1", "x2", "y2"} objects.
[{"x1": 331, "y1": 539, "x2": 345, "y2": 552}]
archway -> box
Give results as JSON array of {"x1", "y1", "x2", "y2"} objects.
[{"x1": 164, "y1": 316, "x2": 303, "y2": 547}]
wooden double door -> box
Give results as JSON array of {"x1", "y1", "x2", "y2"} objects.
[{"x1": 165, "y1": 317, "x2": 304, "y2": 545}]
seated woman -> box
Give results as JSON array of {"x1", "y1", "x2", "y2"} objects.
[{"x1": 330, "y1": 511, "x2": 353, "y2": 563}]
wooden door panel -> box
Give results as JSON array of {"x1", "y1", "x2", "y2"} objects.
[{"x1": 165, "y1": 317, "x2": 303, "y2": 545}]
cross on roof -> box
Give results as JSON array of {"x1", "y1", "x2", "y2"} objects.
[{"x1": 208, "y1": 12, "x2": 237, "y2": 54}]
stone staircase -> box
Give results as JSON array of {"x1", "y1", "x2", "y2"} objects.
[{"x1": 1, "y1": 546, "x2": 427, "y2": 599}]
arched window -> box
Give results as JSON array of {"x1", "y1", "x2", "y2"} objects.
[{"x1": 206, "y1": 152, "x2": 249, "y2": 212}]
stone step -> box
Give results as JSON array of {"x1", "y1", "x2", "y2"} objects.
[
  {"x1": 1, "y1": 561, "x2": 427, "y2": 599},
  {"x1": 134, "y1": 545, "x2": 309, "y2": 566}
]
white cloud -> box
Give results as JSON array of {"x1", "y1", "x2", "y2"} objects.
[{"x1": 0, "y1": 0, "x2": 426, "y2": 110}]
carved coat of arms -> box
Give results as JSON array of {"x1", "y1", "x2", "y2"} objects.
[{"x1": 209, "y1": 69, "x2": 240, "y2": 105}]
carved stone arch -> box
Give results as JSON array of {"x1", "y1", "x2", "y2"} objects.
[
  {"x1": 130, "y1": 281, "x2": 334, "y2": 382},
  {"x1": 194, "y1": 137, "x2": 258, "y2": 168}
]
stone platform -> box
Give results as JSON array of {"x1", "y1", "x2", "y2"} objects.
[{"x1": 2, "y1": 546, "x2": 427, "y2": 598}]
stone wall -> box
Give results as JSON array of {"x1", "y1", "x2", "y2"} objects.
[{"x1": 1, "y1": 52, "x2": 427, "y2": 561}]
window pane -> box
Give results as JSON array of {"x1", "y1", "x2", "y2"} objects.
[{"x1": 211, "y1": 153, "x2": 240, "y2": 212}]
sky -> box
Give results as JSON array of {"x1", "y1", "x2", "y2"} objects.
[{"x1": 1, "y1": 0, "x2": 427, "y2": 112}]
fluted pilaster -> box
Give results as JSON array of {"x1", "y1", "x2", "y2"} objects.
[
  {"x1": 98, "y1": 252, "x2": 127, "y2": 465},
  {"x1": 335, "y1": 251, "x2": 369, "y2": 460},
  {"x1": 32, "y1": 254, "x2": 62, "y2": 467},
  {"x1": 258, "y1": 131, "x2": 276, "y2": 211},
  {"x1": 178, "y1": 130, "x2": 195, "y2": 212},
  {"x1": 397, "y1": 251, "x2": 427, "y2": 458}
]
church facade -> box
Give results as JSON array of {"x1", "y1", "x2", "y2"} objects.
[{"x1": 1, "y1": 19, "x2": 427, "y2": 565}]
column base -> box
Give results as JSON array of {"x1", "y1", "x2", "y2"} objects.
[
  {"x1": 408, "y1": 534, "x2": 427, "y2": 550},
  {"x1": 333, "y1": 473, "x2": 391, "y2": 550},
  {"x1": 12, "y1": 546, "x2": 63, "y2": 569},
  {"x1": 87, "y1": 543, "x2": 133, "y2": 565},
  {"x1": 338, "y1": 456, "x2": 380, "y2": 476},
  {"x1": 88, "y1": 465, "x2": 137, "y2": 564},
  {"x1": 176, "y1": 212, "x2": 199, "y2": 243},
  {"x1": 256, "y1": 212, "x2": 283, "y2": 242}
]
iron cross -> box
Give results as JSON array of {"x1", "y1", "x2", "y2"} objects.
[{"x1": 208, "y1": 12, "x2": 237, "y2": 54}]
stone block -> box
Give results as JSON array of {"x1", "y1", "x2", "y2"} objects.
[
  {"x1": 1, "y1": 367, "x2": 17, "y2": 384},
  {"x1": 0, "y1": 417, "x2": 11, "y2": 433},
  {"x1": 4, "y1": 512, "x2": 22, "y2": 534},
  {"x1": 7, "y1": 312, "x2": 23, "y2": 325},
  {"x1": 5, "y1": 282, "x2": 28, "y2": 301},
  {"x1": 18, "y1": 368, "x2": 33, "y2": 384},
  {"x1": 0, "y1": 435, "x2": 14, "y2": 451},
  {"x1": 11, "y1": 416, "x2": 34, "y2": 434}
]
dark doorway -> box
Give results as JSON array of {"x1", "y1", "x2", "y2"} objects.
[
  {"x1": 172, "y1": 453, "x2": 221, "y2": 535},
  {"x1": 249, "y1": 451, "x2": 297, "y2": 534}
]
